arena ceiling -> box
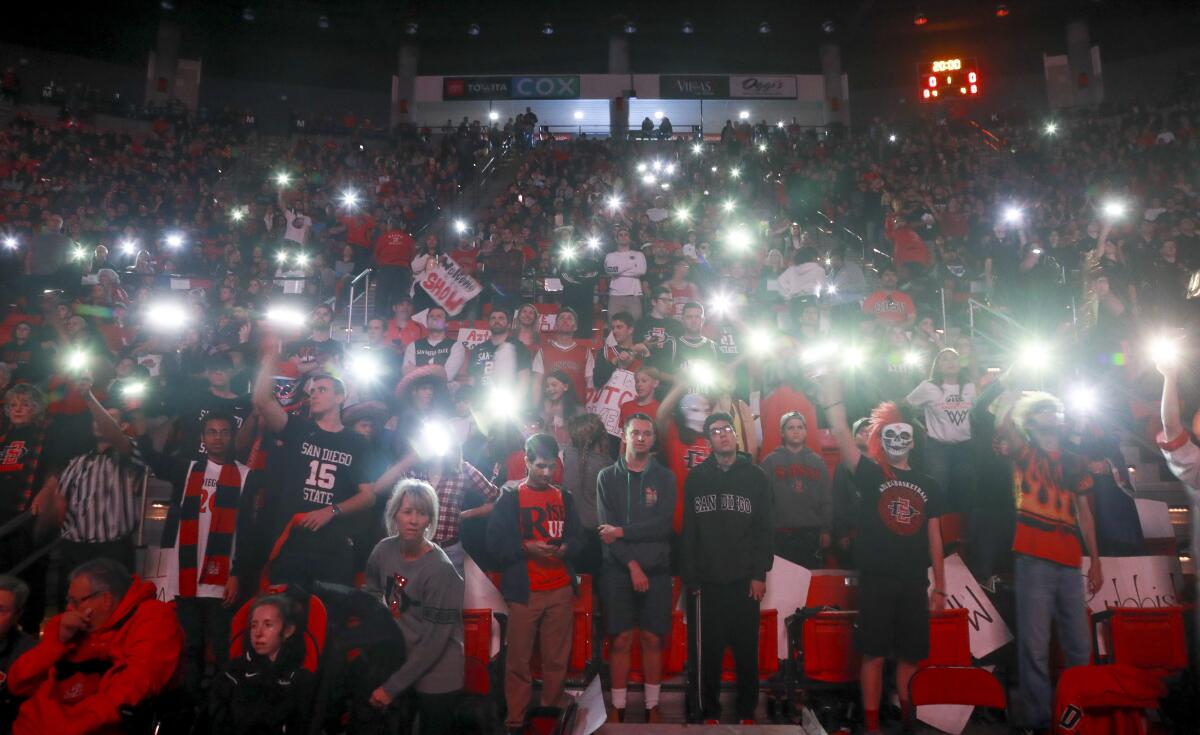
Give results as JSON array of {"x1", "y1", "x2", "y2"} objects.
[{"x1": 5, "y1": 0, "x2": 1200, "y2": 91}]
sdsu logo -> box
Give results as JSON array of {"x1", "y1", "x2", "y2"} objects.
[
  {"x1": 877, "y1": 481, "x2": 926, "y2": 536},
  {"x1": 643, "y1": 486, "x2": 658, "y2": 507}
]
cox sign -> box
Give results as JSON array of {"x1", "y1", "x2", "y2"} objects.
[{"x1": 512, "y1": 76, "x2": 579, "y2": 99}]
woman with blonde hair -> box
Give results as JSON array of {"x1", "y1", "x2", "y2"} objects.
[
  {"x1": 365, "y1": 479, "x2": 464, "y2": 734},
  {"x1": 906, "y1": 348, "x2": 976, "y2": 511}
]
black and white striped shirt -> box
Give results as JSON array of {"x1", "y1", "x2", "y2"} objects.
[{"x1": 60, "y1": 445, "x2": 146, "y2": 543}]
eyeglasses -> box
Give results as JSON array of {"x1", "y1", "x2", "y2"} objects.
[
  {"x1": 708, "y1": 425, "x2": 736, "y2": 436},
  {"x1": 66, "y1": 590, "x2": 105, "y2": 608}
]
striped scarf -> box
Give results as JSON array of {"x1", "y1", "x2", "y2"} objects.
[{"x1": 177, "y1": 461, "x2": 245, "y2": 598}]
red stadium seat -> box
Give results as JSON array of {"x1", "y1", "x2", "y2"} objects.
[
  {"x1": 463, "y1": 608, "x2": 493, "y2": 695},
  {"x1": 938, "y1": 512, "x2": 967, "y2": 548},
  {"x1": 909, "y1": 666, "x2": 1006, "y2": 709},
  {"x1": 806, "y1": 571, "x2": 859, "y2": 609},
  {"x1": 229, "y1": 585, "x2": 327, "y2": 673},
  {"x1": 921, "y1": 608, "x2": 972, "y2": 668},
  {"x1": 790, "y1": 609, "x2": 860, "y2": 684},
  {"x1": 1092, "y1": 607, "x2": 1189, "y2": 672}
]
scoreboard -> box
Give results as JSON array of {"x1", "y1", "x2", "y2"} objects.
[{"x1": 918, "y1": 57, "x2": 980, "y2": 101}]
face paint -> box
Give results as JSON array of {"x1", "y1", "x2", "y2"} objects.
[
  {"x1": 881, "y1": 422, "x2": 914, "y2": 460},
  {"x1": 680, "y1": 393, "x2": 710, "y2": 434}
]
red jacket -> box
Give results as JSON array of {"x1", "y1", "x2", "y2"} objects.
[{"x1": 10, "y1": 577, "x2": 182, "y2": 735}]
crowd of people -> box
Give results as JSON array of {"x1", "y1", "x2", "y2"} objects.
[{"x1": 0, "y1": 93, "x2": 1194, "y2": 735}]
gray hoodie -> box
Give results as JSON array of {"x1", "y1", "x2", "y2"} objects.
[
  {"x1": 759, "y1": 445, "x2": 832, "y2": 532},
  {"x1": 596, "y1": 456, "x2": 676, "y2": 574}
]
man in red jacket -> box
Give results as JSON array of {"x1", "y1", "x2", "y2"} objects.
[{"x1": 8, "y1": 559, "x2": 182, "y2": 735}]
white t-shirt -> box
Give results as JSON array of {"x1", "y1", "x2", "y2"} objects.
[
  {"x1": 604, "y1": 250, "x2": 647, "y2": 296},
  {"x1": 175, "y1": 459, "x2": 251, "y2": 599},
  {"x1": 283, "y1": 209, "x2": 312, "y2": 246},
  {"x1": 777, "y1": 262, "x2": 826, "y2": 300},
  {"x1": 905, "y1": 381, "x2": 977, "y2": 444}
]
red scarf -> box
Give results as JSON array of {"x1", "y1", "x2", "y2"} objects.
[{"x1": 177, "y1": 461, "x2": 245, "y2": 597}]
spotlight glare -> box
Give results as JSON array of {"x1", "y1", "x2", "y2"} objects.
[
  {"x1": 903, "y1": 350, "x2": 923, "y2": 367},
  {"x1": 65, "y1": 349, "x2": 89, "y2": 372},
  {"x1": 607, "y1": 195, "x2": 622, "y2": 211},
  {"x1": 488, "y1": 111, "x2": 499, "y2": 122},
  {"x1": 1018, "y1": 340, "x2": 1052, "y2": 371},
  {"x1": 888, "y1": 133, "x2": 898, "y2": 143},
  {"x1": 2, "y1": 236, "x2": 16, "y2": 250},
  {"x1": 1003, "y1": 206, "x2": 1023, "y2": 225},
  {"x1": 1102, "y1": 199, "x2": 1127, "y2": 220},
  {"x1": 274, "y1": 171, "x2": 291, "y2": 187},
  {"x1": 122, "y1": 381, "x2": 147, "y2": 398},
  {"x1": 801, "y1": 341, "x2": 838, "y2": 364},
  {"x1": 652, "y1": 160, "x2": 663, "y2": 172},
  {"x1": 710, "y1": 291, "x2": 735, "y2": 315},
  {"x1": 418, "y1": 420, "x2": 453, "y2": 458},
  {"x1": 165, "y1": 233, "x2": 184, "y2": 248},
  {"x1": 560, "y1": 244, "x2": 577, "y2": 261},
  {"x1": 71, "y1": 246, "x2": 87, "y2": 262},
  {"x1": 1068, "y1": 384, "x2": 1097, "y2": 413},
  {"x1": 688, "y1": 361, "x2": 716, "y2": 389},
  {"x1": 1044, "y1": 122, "x2": 1058, "y2": 135},
  {"x1": 842, "y1": 345, "x2": 867, "y2": 370},
  {"x1": 692, "y1": 142, "x2": 703, "y2": 155},
  {"x1": 642, "y1": 173, "x2": 657, "y2": 185},
  {"x1": 738, "y1": 110, "x2": 750, "y2": 120},
  {"x1": 349, "y1": 352, "x2": 383, "y2": 382},
  {"x1": 340, "y1": 189, "x2": 360, "y2": 209},
  {"x1": 747, "y1": 328, "x2": 772, "y2": 355},
  {"x1": 586, "y1": 236, "x2": 601, "y2": 250},
  {"x1": 265, "y1": 305, "x2": 307, "y2": 327},
  {"x1": 729, "y1": 167, "x2": 741, "y2": 179},
  {"x1": 276, "y1": 250, "x2": 289, "y2": 264},
  {"x1": 675, "y1": 207, "x2": 692, "y2": 223},
  {"x1": 453, "y1": 219, "x2": 468, "y2": 234},
  {"x1": 722, "y1": 199, "x2": 736, "y2": 213},
  {"x1": 144, "y1": 301, "x2": 191, "y2": 331},
  {"x1": 230, "y1": 207, "x2": 246, "y2": 222},
  {"x1": 758, "y1": 143, "x2": 767, "y2": 152},
  {"x1": 725, "y1": 227, "x2": 752, "y2": 251},
  {"x1": 636, "y1": 162, "x2": 648, "y2": 173},
  {"x1": 294, "y1": 252, "x2": 310, "y2": 267},
  {"x1": 664, "y1": 163, "x2": 676, "y2": 175},
  {"x1": 1149, "y1": 335, "x2": 1182, "y2": 366}
]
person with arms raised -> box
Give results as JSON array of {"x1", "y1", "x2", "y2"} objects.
[
  {"x1": 816, "y1": 372, "x2": 946, "y2": 735},
  {"x1": 252, "y1": 357, "x2": 377, "y2": 588}
]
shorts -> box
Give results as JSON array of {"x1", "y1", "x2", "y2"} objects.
[
  {"x1": 600, "y1": 566, "x2": 672, "y2": 638},
  {"x1": 855, "y1": 574, "x2": 930, "y2": 663}
]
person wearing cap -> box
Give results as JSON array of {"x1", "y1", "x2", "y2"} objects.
[
  {"x1": 605, "y1": 227, "x2": 647, "y2": 321},
  {"x1": 758, "y1": 411, "x2": 832, "y2": 568}
]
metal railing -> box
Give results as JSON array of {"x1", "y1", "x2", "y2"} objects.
[
  {"x1": 968, "y1": 297, "x2": 1031, "y2": 356},
  {"x1": 345, "y1": 267, "x2": 373, "y2": 338}
]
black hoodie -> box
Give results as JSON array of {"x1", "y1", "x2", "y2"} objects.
[{"x1": 680, "y1": 451, "x2": 773, "y2": 585}]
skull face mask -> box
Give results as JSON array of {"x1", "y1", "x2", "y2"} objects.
[
  {"x1": 680, "y1": 393, "x2": 711, "y2": 434},
  {"x1": 882, "y1": 422, "x2": 914, "y2": 460}
]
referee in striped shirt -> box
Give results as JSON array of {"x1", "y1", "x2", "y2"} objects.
[{"x1": 45, "y1": 379, "x2": 145, "y2": 605}]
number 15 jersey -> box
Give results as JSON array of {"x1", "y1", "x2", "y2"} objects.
[{"x1": 277, "y1": 415, "x2": 369, "y2": 547}]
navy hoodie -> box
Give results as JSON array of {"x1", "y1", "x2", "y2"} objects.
[{"x1": 680, "y1": 451, "x2": 773, "y2": 585}]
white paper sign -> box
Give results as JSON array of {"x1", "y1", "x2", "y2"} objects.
[
  {"x1": 585, "y1": 368, "x2": 636, "y2": 437},
  {"x1": 1081, "y1": 555, "x2": 1185, "y2": 614},
  {"x1": 570, "y1": 675, "x2": 607, "y2": 735},
  {"x1": 761, "y1": 555, "x2": 814, "y2": 656},
  {"x1": 417, "y1": 256, "x2": 482, "y2": 316},
  {"x1": 141, "y1": 546, "x2": 178, "y2": 602},
  {"x1": 456, "y1": 327, "x2": 491, "y2": 348},
  {"x1": 928, "y1": 553, "x2": 1013, "y2": 659},
  {"x1": 464, "y1": 556, "x2": 508, "y2": 657},
  {"x1": 1135, "y1": 499, "x2": 1173, "y2": 540}
]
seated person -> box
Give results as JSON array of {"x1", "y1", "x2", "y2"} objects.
[
  {"x1": 8, "y1": 559, "x2": 182, "y2": 735},
  {"x1": 209, "y1": 594, "x2": 317, "y2": 735},
  {"x1": 0, "y1": 575, "x2": 35, "y2": 731}
]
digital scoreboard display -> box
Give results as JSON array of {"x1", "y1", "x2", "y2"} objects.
[{"x1": 918, "y1": 58, "x2": 980, "y2": 102}]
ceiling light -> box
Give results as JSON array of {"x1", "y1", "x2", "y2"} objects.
[
  {"x1": 541, "y1": 22, "x2": 554, "y2": 36},
  {"x1": 914, "y1": 12, "x2": 928, "y2": 26},
  {"x1": 682, "y1": 21, "x2": 695, "y2": 34},
  {"x1": 405, "y1": 22, "x2": 419, "y2": 35},
  {"x1": 467, "y1": 23, "x2": 481, "y2": 36},
  {"x1": 758, "y1": 21, "x2": 771, "y2": 34}
]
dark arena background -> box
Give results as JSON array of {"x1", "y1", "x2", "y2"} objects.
[{"x1": 0, "y1": 1, "x2": 1198, "y2": 734}]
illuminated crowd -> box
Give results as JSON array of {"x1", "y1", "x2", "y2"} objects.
[{"x1": 0, "y1": 99, "x2": 1195, "y2": 734}]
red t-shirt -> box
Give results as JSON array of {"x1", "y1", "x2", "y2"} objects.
[
  {"x1": 862, "y1": 290, "x2": 916, "y2": 324},
  {"x1": 893, "y1": 227, "x2": 932, "y2": 268},
  {"x1": 662, "y1": 422, "x2": 710, "y2": 534},
  {"x1": 518, "y1": 483, "x2": 571, "y2": 591},
  {"x1": 449, "y1": 248, "x2": 479, "y2": 276},
  {"x1": 619, "y1": 398, "x2": 659, "y2": 430},
  {"x1": 374, "y1": 230, "x2": 416, "y2": 267},
  {"x1": 339, "y1": 214, "x2": 377, "y2": 249},
  {"x1": 385, "y1": 318, "x2": 425, "y2": 349}
]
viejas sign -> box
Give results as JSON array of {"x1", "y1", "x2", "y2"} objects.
[
  {"x1": 443, "y1": 75, "x2": 579, "y2": 100},
  {"x1": 730, "y1": 75, "x2": 798, "y2": 99},
  {"x1": 659, "y1": 75, "x2": 730, "y2": 99}
]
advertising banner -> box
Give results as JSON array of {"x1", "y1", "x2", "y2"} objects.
[
  {"x1": 730, "y1": 75, "x2": 799, "y2": 99},
  {"x1": 443, "y1": 75, "x2": 580, "y2": 100},
  {"x1": 659, "y1": 75, "x2": 730, "y2": 99}
]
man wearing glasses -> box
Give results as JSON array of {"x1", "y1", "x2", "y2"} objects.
[
  {"x1": 680, "y1": 412, "x2": 773, "y2": 725},
  {"x1": 634, "y1": 286, "x2": 681, "y2": 378},
  {"x1": 7, "y1": 558, "x2": 182, "y2": 733}
]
